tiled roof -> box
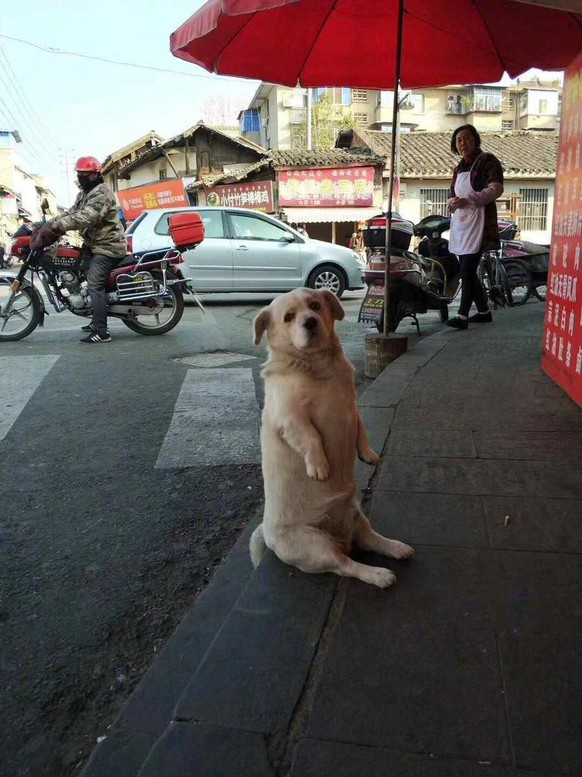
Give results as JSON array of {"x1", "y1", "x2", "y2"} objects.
[
  {"x1": 268, "y1": 148, "x2": 385, "y2": 167},
  {"x1": 356, "y1": 129, "x2": 558, "y2": 178},
  {"x1": 191, "y1": 159, "x2": 271, "y2": 189}
]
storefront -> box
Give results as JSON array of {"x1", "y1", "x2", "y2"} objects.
[
  {"x1": 199, "y1": 180, "x2": 275, "y2": 212},
  {"x1": 277, "y1": 165, "x2": 383, "y2": 246}
]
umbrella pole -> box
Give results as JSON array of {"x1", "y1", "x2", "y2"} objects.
[{"x1": 383, "y1": 0, "x2": 405, "y2": 336}]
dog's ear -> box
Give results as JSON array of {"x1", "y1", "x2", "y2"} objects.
[
  {"x1": 321, "y1": 290, "x2": 345, "y2": 321},
  {"x1": 253, "y1": 307, "x2": 270, "y2": 345}
]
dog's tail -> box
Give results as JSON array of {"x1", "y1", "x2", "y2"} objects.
[{"x1": 249, "y1": 523, "x2": 267, "y2": 568}]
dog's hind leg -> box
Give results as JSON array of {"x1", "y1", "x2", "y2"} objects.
[
  {"x1": 353, "y1": 509, "x2": 414, "y2": 559},
  {"x1": 250, "y1": 523, "x2": 267, "y2": 568},
  {"x1": 356, "y1": 411, "x2": 380, "y2": 465},
  {"x1": 275, "y1": 528, "x2": 397, "y2": 589}
]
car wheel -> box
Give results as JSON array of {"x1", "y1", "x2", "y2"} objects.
[{"x1": 307, "y1": 264, "x2": 346, "y2": 298}]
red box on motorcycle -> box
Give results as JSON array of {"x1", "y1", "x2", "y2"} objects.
[{"x1": 168, "y1": 212, "x2": 205, "y2": 250}]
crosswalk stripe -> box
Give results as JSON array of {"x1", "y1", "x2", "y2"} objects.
[
  {"x1": 155, "y1": 367, "x2": 260, "y2": 469},
  {"x1": 0, "y1": 355, "x2": 60, "y2": 441}
]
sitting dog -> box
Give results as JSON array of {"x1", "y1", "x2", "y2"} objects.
[{"x1": 250, "y1": 288, "x2": 414, "y2": 588}]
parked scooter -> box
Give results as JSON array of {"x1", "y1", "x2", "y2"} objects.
[
  {"x1": 358, "y1": 213, "x2": 549, "y2": 332},
  {"x1": 0, "y1": 212, "x2": 205, "y2": 341}
]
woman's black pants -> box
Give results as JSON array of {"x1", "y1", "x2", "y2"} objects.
[{"x1": 458, "y1": 252, "x2": 489, "y2": 317}]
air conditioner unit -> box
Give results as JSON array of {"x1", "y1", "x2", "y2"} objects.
[
  {"x1": 289, "y1": 110, "x2": 305, "y2": 125},
  {"x1": 282, "y1": 98, "x2": 296, "y2": 109}
]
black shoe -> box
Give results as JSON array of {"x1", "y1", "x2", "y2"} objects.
[
  {"x1": 80, "y1": 331, "x2": 111, "y2": 344},
  {"x1": 468, "y1": 311, "x2": 493, "y2": 323},
  {"x1": 81, "y1": 323, "x2": 97, "y2": 332},
  {"x1": 445, "y1": 317, "x2": 468, "y2": 330}
]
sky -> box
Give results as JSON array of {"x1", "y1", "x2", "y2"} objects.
[
  {"x1": 0, "y1": 0, "x2": 564, "y2": 207},
  {"x1": 0, "y1": 0, "x2": 259, "y2": 204}
]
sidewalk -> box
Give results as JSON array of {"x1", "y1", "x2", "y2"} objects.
[{"x1": 83, "y1": 303, "x2": 582, "y2": 777}]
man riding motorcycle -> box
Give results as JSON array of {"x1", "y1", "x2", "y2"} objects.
[{"x1": 31, "y1": 156, "x2": 127, "y2": 343}]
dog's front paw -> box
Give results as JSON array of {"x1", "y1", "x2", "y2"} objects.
[
  {"x1": 389, "y1": 540, "x2": 415, "y2": 560},
  {"x1": 370, "y1": 567, "x2": 397, "y2": 588},
  {"x1": 358, "y1": 448, "x2": 380, "y2": 466},
  {"x1": 306, "y1": 456, "x2": 330, "y2": 481}
]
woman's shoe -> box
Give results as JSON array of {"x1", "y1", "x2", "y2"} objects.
[
  {"x1": 445, "y1": 317, "x2": 468, "y2": 330},
  {"x1": 468, "y1": 311, "x2": 493, "y2": 323}
]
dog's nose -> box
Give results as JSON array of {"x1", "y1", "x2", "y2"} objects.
[{"x1": 303, "y1": 316, "x2": 318, "y2": 331}]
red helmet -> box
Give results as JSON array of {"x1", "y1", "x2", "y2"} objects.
[{"x1": 75, "y1": 156, "x2": 102, "y2": 173}]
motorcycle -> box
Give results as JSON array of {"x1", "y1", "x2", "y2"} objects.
[
  {"x1": 0, "y1": 211, "x2": 205, "y2": 342},
  {"x1": 358, "y1": 213, "x2": 549, "y2": 332}
]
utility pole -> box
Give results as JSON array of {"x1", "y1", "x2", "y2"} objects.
[{"x1": 306, "y1": 88, "x2": 312, "y2": 151}]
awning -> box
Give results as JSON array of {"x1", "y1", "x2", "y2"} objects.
[{"x1": 281, "y1": 207, "x2": 383, "y2": 224}]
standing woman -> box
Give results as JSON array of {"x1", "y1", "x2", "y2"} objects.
[{"x1": 445, "y1": 125, "x2": 504, "y2": 329}]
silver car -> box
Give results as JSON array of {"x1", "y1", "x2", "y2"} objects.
[{"x1": 126, "y1": 206, "x2": 365, "y2": 297}]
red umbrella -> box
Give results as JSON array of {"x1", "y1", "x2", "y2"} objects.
[
  {"x1": 171, "y1": 0, "x2": 581, "y2": 334},
  {"x1": 171, "y1": 0, "x2": 581, "y2": 88}
]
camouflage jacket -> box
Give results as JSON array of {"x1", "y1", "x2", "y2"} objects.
[{"x1": 52, "y1": 183, "x2": 127, "y2": 259}]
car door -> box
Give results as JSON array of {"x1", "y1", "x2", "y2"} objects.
[{"x1": 226, "y1": 211, "x2": 303, "y2": 291}]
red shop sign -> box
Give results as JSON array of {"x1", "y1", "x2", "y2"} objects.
[
  {"x1": 542, "y1": 52, "x2": 582, "y2": 408},
  {"x1": 205, "y1": 181, "x2": 274, "y2": 211},
  {"x1": 119, "y1": 179, "x2": 189, "y2": 222},
  {"x1": 279, "y1": 166, "x2": 374, "y2": 207}
]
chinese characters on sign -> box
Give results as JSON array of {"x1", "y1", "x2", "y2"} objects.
[
  {"x1": 205, "y1": 181, "x2": 274, "y2": 212},
  {"x1": 542, "y1": 52, "x2": 582, "y2": 408},
  {"x1": 119, "y1": 179, "x2": 189, "y2": 222},
  {"x1": 278, "y1": 167, "x2": 374, "y2": 207}
]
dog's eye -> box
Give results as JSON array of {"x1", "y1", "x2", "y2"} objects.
[
  {"x1": 284, "y1": 311, "x2": 295, "y2": 322},
  {"x1": 309, "y1": 301, "x2": 321, "y2": 311}
]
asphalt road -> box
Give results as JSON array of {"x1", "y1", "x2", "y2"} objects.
[{"x1": 0, "y1": 290, "x2": 448, "y2": 776}]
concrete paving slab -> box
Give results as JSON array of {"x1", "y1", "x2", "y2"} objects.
[
  {"x1": 499, "y1": 631, "x2": 582, "y2": 774},
  {"x1": 370, "y1": 491, "x2": 488, "y2": 548},
  {"x1": 346, "y1": 546, "x2": 504, "y2": 629},
  {"x1": 291, "y1": 739, "x2": 554, "y2": 776},
  {"x1": 376, "y1": 456, "x2": 582, "y2": 499},
  {"x1": 386, "y1": 429, "x2": 476, "y2": 458},
  {"x1": 497, "y1": 551, "x2": 582, "y2": 632},
  {"x1": 138, "y1": 722, "x2": 271, "y2": 777},
  {"x1": 174, "y1": 553, "x2": 337, "y2": 733},
  {"x1": 392, "y1": 405, "x2": 582, "y2": 432},
  {"x1": 483, "y1": 496, "x2": 582, "y2": 553},
  {"x1": 81, "y1": 731, "x2": 156, "y2": 777},
  {"x1": 308, "y1": 623, "x2": 510, "y2": 764},
  {"x1": 473, "y1": 431, "x2": 582, "y2": 460}
]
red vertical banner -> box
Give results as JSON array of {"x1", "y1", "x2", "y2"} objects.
[{"x1": 542, "y1": 54, "x2": 582, "y2": 408}]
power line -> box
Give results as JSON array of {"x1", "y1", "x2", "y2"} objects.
[
  {"x1": 0, "y1": 46, "x2": 60, "y2": 150},
  {"x1": 0, "y1": 33, "x2": 253, "y2": 83},
  {"x1": 0, "y1": 50, "x2": 58, "y2": 161}
]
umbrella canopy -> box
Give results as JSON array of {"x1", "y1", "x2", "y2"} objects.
[{"x1": 171, "y1": 0, "x2": 582, "y2": 89}]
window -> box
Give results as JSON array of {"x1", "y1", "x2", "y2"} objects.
[
  {"x1": 538, "y1": 99, "x2": 548, "y2": 115},
  {"x1": 353, "y1": 112, "x2": 369, "y2": 127},
  {"x1": 154, "y1": 209, "x2": 225, "y2": 238},
  {"x1": 159, "y1": 168, "x2": 167, "y2": 180},
  {"x1": 239, "y1": 109, "x2": 260, "y2": 133},
  {"x1": 229, "y1": 212, "x2": 290, "y2": 241},
  {"x1": 472, "y1": 87, "x2": 502, "y2": 112},
  {"x1": 409, "y1": 94, "x2": 424, "y2": 113},
  {"x1": 519, "y1": 188, "x2": 548, "y2": 231},
  {"x1": 420, "y1": 188, "x2": 450, "y2": 218},
  {"x1": 502, "y1": 120, "x2": 513, "y2": 130},
  {"x1": 313, "y1": 87, "x2": 352, "y2": 106},
  {"x1": 352, "y1": 89, "x2": 368, "y2": 102}
]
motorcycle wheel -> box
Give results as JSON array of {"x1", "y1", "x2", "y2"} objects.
[
  {"x1": 533, "y1": 283, "x2": 547, "y2": 302},
  {"x1": 122, "y1": 281, "x2": 184, "y2": 336},
  {"x1": 0, "y1": 285, "x2": 43, "y2": 341},
  {"x1": 375, "y1": 293, "x2": 403, "y2": 333}
]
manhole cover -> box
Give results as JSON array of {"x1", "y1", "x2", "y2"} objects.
[{"x1": 177, "y1": 351, "x2": 257, "y2": 368}]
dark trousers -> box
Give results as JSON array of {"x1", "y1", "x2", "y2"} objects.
[
  {"x1": 458, "y1": 252, "x2": 488, "y2": 317},
  {"x1": 87, "y1": 254, "x2": 116, "y2": 334}
]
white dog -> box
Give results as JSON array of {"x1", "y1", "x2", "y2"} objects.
[{"x1": 250, "y1": 288, "x2": 414, "y2": 588}]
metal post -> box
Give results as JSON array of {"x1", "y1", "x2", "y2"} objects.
[
  {"x1": 383, "y1": 0, "x2": 405, "y2": 336},
  {"x1": 307, "y1": 88, "x2": 313, "y2": 151}
]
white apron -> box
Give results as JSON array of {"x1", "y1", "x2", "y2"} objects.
[{"x1": 448, "y1": 155, "x2": 485, "y2": 256}]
